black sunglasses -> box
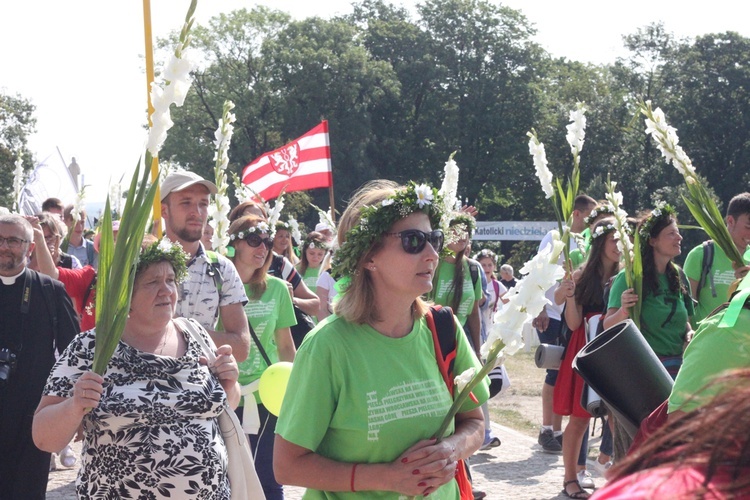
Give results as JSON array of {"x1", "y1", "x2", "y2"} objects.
[
  {"x1": 241, "y1": 233, "x2": 274, "y2": 249},
  {"x1": 385, "y1": 229, "x2": 444, "y2": 254}
]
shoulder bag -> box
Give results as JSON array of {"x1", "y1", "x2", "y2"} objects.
[{"x1": 176, "y1": 317, "x2": 265, "y2": 500}]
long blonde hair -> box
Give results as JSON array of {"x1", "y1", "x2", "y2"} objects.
[{"x1": 334, "y1": 180, "x2": 429, "y2": 325}]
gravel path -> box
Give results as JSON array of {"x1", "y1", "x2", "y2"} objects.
[{"x1": 46, "y1": 422, "x2": 606, "y2": 499}]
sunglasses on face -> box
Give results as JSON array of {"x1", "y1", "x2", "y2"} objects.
[
  {"x1": 241, "y1": 233, "x2": 274, "y2": 249},
  {"x1": 385, "y1": 229, "x2": 444, "y2": 254}
]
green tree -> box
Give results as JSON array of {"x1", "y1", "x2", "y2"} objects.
[{"x1": 0, "y1": 91, "x2": 36, "y2": 209}]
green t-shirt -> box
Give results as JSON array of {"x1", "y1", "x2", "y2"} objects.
[
  {"x1": 608, "y1": 269, "x2": 694, "y2": 356},
  {"x1": 275, "y1": 314, "x2": 489, "y2": 500},
  {"x1": 683, "y1": 243, "x2": 750, "y2": 325},
  {"x1": 668, "y1": 307, "x2": 750, "y2": 413},
  {"x1": 431, "y1": 260, "x2": 483, "y2": 325},
  {"x1": 298, "y1": 265, "x2": 322, "y2": 293},
  {"x1": 238, "y1": 276, "x2": 297, "y2": 395}
]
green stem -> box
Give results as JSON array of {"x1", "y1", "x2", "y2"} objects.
[{"x1": 432, "y1": 341, "x2": 505, "y2": 442}]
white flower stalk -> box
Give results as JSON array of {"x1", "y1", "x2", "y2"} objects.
[
  {"x1": 146, "y1": 1, "x2": 198, "y2": 157},
  {"x1": 288, "y1": 218, "x2": 302, "y2": 245},
  {"x1": 439, "y1": 153, "x2": 460, "y2": 232},
  {"x1": 565, "y1": 102, "x2": 587, "y2": 158},
  {"x1": 12, "y1": 154, "x2": 24, "y2": 211},
  {"x1": 605, "y1": 181, "x2": 635, "y2": 269},
  {"x1": 109, "y1": 181, "x2": 123, "y2": 217},
  {"x1": 640, "y1": 101, "x2": 745, "y2": 268},
  {"x1": 434, "y1": 231, "x2": 564, "y2": 443},
  {"x1": 209, "y1": 100, "x2": 236, "y2": 255},
  {"x1": 642, "y1": 101, "x2": 697, "y2": 178},
  {"x1": 230, "y1": 171, "x2": 257, "y2": 204},
  {"x1": 267, "y1": 195, "x2": 285, "y2": 228},
  {"x1": 454, "y1": 368, "x2": 476, "y2": 393},
  {"x1": 527, "y1": 131, "x2": 554, "y2": 199},
  {"x1": 72, "y1": 187, "x2": 87, "y2": 225}
]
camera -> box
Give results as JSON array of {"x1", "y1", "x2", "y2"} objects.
[{"x1": 0, "y1": 348, "x2": 18, "y2": 387}]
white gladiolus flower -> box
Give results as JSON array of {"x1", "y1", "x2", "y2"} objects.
[
  {"x1": 565, "y1": 103, "x2": 587, "y2": 156},
  {"x1": 483, "y1": 232, "x2": 564, "y2": 359},
  {"x1": 439, "y1": 156, "x2": 460, "y2": 217},
  {"x1": 643, "y1": 101, "x2": 697, "y2": 178},
  {"x1": 454, "y1": 368, "x2": 476, "y2": 393},
  {"x1": 146, "y1": 39, "x2": 197, "y2": 156},
  {"x1": 288, "y1": 218, "x2": 302, "y2": 244},
  {"x1": 527, "y1": 133, "x2": 554, "y2": 199},
  {"x1": 210, "y1": 101, "x2": 236, "y2": 255}
]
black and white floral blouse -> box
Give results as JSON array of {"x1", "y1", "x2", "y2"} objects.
[{"x1": 44, "y1": 326, "x2": 231, "y2": 499}]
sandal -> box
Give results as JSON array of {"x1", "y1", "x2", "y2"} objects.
[{"x1": 561, "y1": 479, "x2": 591, "y2": 499}]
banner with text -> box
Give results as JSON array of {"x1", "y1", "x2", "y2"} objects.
[{"x1": 474, "y1": 221, "x2": 557, "y2": 241}]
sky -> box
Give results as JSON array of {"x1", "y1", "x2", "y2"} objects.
[{"x1": 3, "y1": 0, "x2": 749, "y2": 206}]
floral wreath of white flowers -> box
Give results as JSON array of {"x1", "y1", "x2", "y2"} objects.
[
  {"x1": 638, "y1": 201, "x2": 676, "y2": 249},
  {"x1": 584, "y1": 204, "x2": 616, "y2": 226},
  {"x1": 591, "y1": 223, "x2": 618, "y2": 240},
  {"x1": 228, "y1": 222, "x2": 271, "y2": 243},
  {"x1": 331, "y1": 181, "x2": 445, "y2": 280},
  {"x1": 137, "y1": 238, "x2": 190, "y2": 283}
]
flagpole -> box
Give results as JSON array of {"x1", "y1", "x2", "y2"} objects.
[
  {"x1": 143, "y1": 0, "x2": 162, "y2": 237},
  {"x1": 328, "y1": 185, "x2": 336, "y2": 223}
]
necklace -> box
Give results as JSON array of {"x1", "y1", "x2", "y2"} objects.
[{"x1": 157, "y1": 325, "x2": 173, "y2": 355}]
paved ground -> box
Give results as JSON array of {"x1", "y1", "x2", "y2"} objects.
[{"x1": 46, "y1": 421, "x2": 606, "y2": 499}]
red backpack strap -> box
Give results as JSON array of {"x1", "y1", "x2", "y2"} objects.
[{"x1": 426, "y1": 305, "x2": 458, "y2": 395}]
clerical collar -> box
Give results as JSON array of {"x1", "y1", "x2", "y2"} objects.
[{"x1": 0, "y1": 268, "x2": 25, "y2": 286}]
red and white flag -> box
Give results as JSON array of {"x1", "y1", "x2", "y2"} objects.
[{"x1": 241, "y1": 121, "x2": 332, "y2": 201}]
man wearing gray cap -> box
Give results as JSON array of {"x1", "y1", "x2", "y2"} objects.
[{"x1": 160, "y1": 170, "x2": 251, "y2": 361}]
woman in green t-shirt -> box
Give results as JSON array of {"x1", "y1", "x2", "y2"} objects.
[
  {"x1": 430, "y1": 214, "x2": 483, "y2": 357},
  {"x1": 603, "y1": 204, "x2": 694, "y2": 378},
  {"x1": 296, "y1": 231, "x2": 330, "y2": 306},
  {"x1": 228, "y1": 214, "x2": 297, "y2": 500},
  {"x1": 274, "y1": 180, "x2": 487, "y2": 499}
]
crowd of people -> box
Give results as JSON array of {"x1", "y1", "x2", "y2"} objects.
[{"x1": 2, "y1": 170, "x2": 750, "y2": 499}]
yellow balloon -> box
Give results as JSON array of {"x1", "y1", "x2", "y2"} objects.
[{"x1": 258, "y1": 362, "x2": 293, "y2": 416}]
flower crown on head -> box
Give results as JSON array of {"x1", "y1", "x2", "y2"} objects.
[
  {"x1": 584, "y1": 204, "x2": 616, "y2": 226},
  {"x1": 229, "y1": 222, "x2": 271, "y2": 243},
  {"x1": 446, "y1": 212, "x2": 476, "y2": 245},
  {"x1": 331, "y1": 181, "x2": 445, "y2": 279},
  {"x1": 592, "y1": 223, "x2": 617, "y2": 240},
  {"x1": 638, "y1": 201, "x2": 677, "y2": 245},
  {"x1": 137, "y1": 238, "x2": 189, "y2": 283}
]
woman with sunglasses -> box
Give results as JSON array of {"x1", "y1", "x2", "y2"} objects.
[
  {"x1": 274, "y1": 180, "x2": 488, "y2": 499},
  {"x1": 227, "y1": 214, "x2": 297, "y2": 500}
]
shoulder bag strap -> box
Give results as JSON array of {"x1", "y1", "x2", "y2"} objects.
[
  {"x1": 248, "y1": 320, "x2": 273, "y2": 367},
  {"x1": 176, "y1": 317, "x2": 216, "y2": 364}
]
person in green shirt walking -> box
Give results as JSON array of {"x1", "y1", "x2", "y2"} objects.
[
  {"x1": 274, "y1": 180, "x2": 488, "y2": 499},
  {"x1": 228, "y1": 214, "x2": 297, "y2": 500}
]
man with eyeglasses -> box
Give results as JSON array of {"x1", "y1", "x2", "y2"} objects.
[
  {"x1": 160, "y1": 170, "x2": 251, "y2": 362},
  {"x1": 0, "y1": 214, "x2": 79, "y2": 498}
]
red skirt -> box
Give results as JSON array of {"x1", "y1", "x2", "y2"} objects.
[{"x1": 553, "y1": 313, "x2": 598, "y2": 418}]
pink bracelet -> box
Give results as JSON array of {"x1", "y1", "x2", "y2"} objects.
[{"x1": 350, "y1": 463, "x2": 359, "y2": 492}]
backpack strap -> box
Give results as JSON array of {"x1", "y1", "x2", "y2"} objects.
[
  {"x1": 86, "y1": 241, "x2": 95, "y2": 267},
  {"x1": 205, "y1": 250, "x2": 224, "y2": 320},
  {"x1": 426, "y1": 305, "x2": 458, "y2": 394},
  {"x1": 468, "y1": 262, "x2": 479, "y2": 289},
  {"x1": 695, "y1": 240, "x2": 717, "y2": 298}
]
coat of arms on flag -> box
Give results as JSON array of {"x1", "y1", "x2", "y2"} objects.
[{"x1": 241, "y1": 121, "x2": 332, "y2": 201}]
